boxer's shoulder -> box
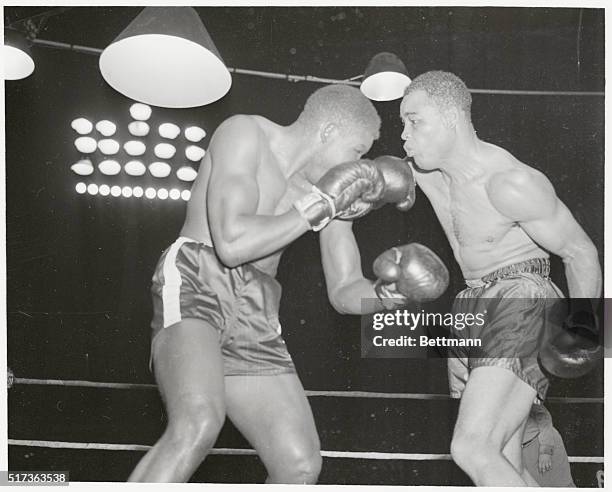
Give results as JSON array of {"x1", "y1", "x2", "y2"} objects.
[{"x1": 486, "y1": 164, "x2": 556, "y2": 220}]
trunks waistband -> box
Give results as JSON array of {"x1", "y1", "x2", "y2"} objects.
[{"x1": 465, "y1": 257, "x2": 550, "y2": 289}]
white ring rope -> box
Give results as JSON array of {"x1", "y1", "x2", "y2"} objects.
[
  {"x1": 7, "y1": 439, "x2": 603, "y2": 463},
  {"x1": 12, "y1": 377, "x2": 603, "y2": 404}
]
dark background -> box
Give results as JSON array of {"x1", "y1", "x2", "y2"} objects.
[{"x1": 5, "y1": 6, "x2": 604, "y2": 486}]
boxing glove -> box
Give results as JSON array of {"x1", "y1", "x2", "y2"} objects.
[
  {"x1": 294, "y1": 160, "x2": 385, "y2": 230},
  {"x1": 371, "y1": 155, "x2": 416, "y2": 211},
  {"x1": 539, "y1": 300, "x2": 602, "y2": 378},
  {"x1": 373, "y1": 243, "x2": 449, "y2": 309}
]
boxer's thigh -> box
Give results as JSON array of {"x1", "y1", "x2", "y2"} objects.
[{"x1": 224, "y1": 373, "x2": 320, "y2": 468}]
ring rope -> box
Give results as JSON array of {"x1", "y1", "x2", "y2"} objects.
[
  {"x1": 12, "y1": 377, "x2": 603, "y2": 404},
  {"x1": 7, "y1": 439, "x2": 603, "y2": 463}
]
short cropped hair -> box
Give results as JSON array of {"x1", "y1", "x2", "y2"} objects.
[
  {"x1": 405, "y1": 71, "x2": 472, "y2": 118},
  {"x1": 297, "y1": 84, "x2": 381, "y2": 139}
]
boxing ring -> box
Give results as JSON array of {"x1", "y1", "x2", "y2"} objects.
[
  {"x1": 8, "y1": 371, "x2": 604, "y2": 485},
  {"x1": 5, "y1": 5, "x2": 605, "y2": 487}
]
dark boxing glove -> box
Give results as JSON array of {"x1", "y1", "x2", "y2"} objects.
[
  {"x1": 373, "y1": 243, "x2": 449, "y2": 309},
  {"x1": 371, "y1": 155, "x2": 416, "y2": 212},
  {"x1": 539, "y1": 299, "x2": 602, "y2": 379},
  {"x1": 294, "y1": 160, "x2": 385, "y2": 230}
]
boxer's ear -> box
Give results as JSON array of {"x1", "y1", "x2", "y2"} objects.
[{"x1": 320, "y1": 123, "x2": 338, "y2": 143}]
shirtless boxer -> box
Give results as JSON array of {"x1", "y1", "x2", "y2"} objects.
[
  {"x1": 398, "y1": 71, "x2": 601, "y2": 486},
  {"x1": 128, "y1": 84, "x2": 448, "y2": 483}
]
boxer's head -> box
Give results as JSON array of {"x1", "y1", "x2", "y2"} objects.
[
  {"x1": 297, "y1": 84, "x2": 380, "y2": 176},
  {"x1": 400, "y1": 71, "x2": 472, "y2": 169}
]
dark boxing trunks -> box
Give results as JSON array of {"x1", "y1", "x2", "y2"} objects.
[
  {"x1": 447, "y1": 257, "x2": 563, "y2": 403},
  {"x1": 150, "y1": 237, "x2": 296, "y2": 376}
]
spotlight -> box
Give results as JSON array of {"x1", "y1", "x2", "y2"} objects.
[
  {"x1": 87, "y1": 183, "x2": 99, "y2": 195},
  {"x1": 128, "y1": 121, "x2": 150, "y2": 137},
  {"x1": 154, "y1": 143, "x2": 176, "y2": 159},
  {"x1": 122, "y1": 186, "x2": 133, "y2": 198},
  {"x1": 176, "y1": 165, "x2": 197, "y2": 181},
  {"x1": 149, "y1": 161, "x2": 171, "y2": 178},
  {"x1": 157, "y1": 188, "x2": 169, "y2": 200},
  {"x1": 145, "y1": 187, "x2": 157, "y2": 199},
  {"x1": 129, "y1": 103, "x2": 152, "y2": 120},
  {"x1": 98, "y1": 139, "x2": 120, "y2": 155},
  {"x1": 124, "y1": 160, "x2": 147, "y2": 176},
  {"x1": 181, "y1": 189, "x2": 191, "y2": 201},
  {"x1": 360, "y1": 52, "x2": 411, "y2": 102},
  {"x1": 71, "y1": 118, "x2": 94, "y2": 135},
  {"x1": 133, "y1": 186, "x2": 144, "y2": 198},
  {"x1": 75, "y1": 182, "x2": 87, "y2": 194},
  {"x1": 159, "y1": 123, "x2": 180, "y2": 139},
  {"x1": 124, "y1": 140, "x2": 146, "y2": 156},
  {"x1": 74, "y1": 136, "x2": 97, "y2": 154},
  {"x1": 184, "y1": 126, "x2": 206, "y2": 142},
  {"x1": 99, "y1": 184, "x2": 111, "y2": 196},
  {"x1": 98, "y1": 159, "x2": 122, "y2": 175},
  {"x1": 95, "y1": 120, "x2": 117, "y2": 137},
  {"x1": 185, "y1": 145, "x2": 205, "y2": 162},
  {"x1": 169, "y1": 188, "x2": 181, "y2": 200},
  {"x1": 111, "y1": 185, "x2": 122, "y2": 197},
  {"x1": 71, "y1": 159, "x2": 94, "y2": 176}
]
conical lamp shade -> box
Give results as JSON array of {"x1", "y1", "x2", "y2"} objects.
[
  {"x1": 4, "y1": 28, "x2": 35, "y2": 80},
  {"x1": 99, "y1": 7, "x2": 231, "y2": 108},
  {"x1": 360, "y1": 52, "x2": 411, "y2": 102}
]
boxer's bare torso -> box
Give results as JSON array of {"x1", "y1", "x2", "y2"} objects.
[
  {"x1": 181, "y1": 116, "x2": 311, "y2": 277},
  {"x1": 411, "y1": 141, "x2": 548, "y2": 280}
]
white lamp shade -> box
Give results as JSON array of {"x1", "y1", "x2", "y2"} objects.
[
  {"x1": 99, "y1": 7, "x2": 231, "y2": 108},
  {"x1": 360, "y1": 52, "x2": 411, "y2": 102},
  {"x1": 3, "y1": 28, "x2": 35, "y2": 80}
]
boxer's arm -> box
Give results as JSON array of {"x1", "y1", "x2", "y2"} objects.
[
  {"x1": 320, "y1": 220, "x2": 385, "y2": 314},
  {"x1": 207, "y1": 116, "x2": 309, "y2": 267},
  {"x1": 488, "y1": 169, "x2": 602, "y2": 298}
]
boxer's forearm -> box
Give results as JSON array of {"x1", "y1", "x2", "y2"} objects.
[
  {"x1": 329, "y1": 278, "x2": 384, "y2": 315},
  {"x1": 562, "y1": 243, "x2": 602, "y2": 299},
  {"x1": 214, "y1": 209, "x2": 309, "y2": 267}
]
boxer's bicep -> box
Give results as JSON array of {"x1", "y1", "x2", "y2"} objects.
[
  {"x1": 207, "y1": 117, "x2": 261, "y2": 245},
  {"x1": 320, "y1": 220, "x2": 366, "y2": 312}
]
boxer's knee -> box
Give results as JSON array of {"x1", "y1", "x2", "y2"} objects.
[
  {"x1": 165, "y1": 396, "x2": 225, "y2": 457},
  {"x1": 451, "y1": 429, "x2": 500, "y2": 475},
  {"x1": 268, "y1": 439, "x2": 322, "y2": 484}
]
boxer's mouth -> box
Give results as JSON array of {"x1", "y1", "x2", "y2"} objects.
[{"x1": 404, "y1": 147, "x2": 416, "y2": 158}]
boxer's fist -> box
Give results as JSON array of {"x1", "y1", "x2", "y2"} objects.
[
  {"x1": 294, "y1": 160, "x2": 385, "y2": 230},
  {"x1": 539, "y1": 301, "x2": 602, "y2": 378},
  {"x1": 373, "y1": 243, "x2": 449, "y2": 309},
  {"x1": 371, "y1": 155, "x2": 416, "y2": 211}
]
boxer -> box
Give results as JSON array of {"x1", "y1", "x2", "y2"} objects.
[
  {"x1": 128, "y1": 84, "x2": 448, "y2": 483},
  {"x1": 398, "y1": 71, "x2": 601, "y2": 486}
]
